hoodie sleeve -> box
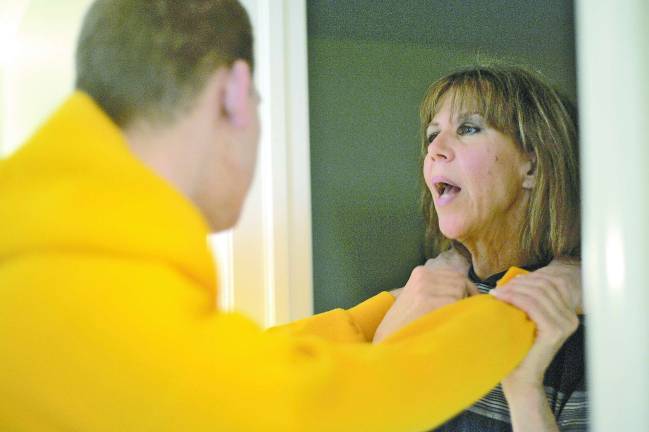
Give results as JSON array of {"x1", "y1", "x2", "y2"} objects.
[
  {"x1": 0, "y1": 258, "x2": 534, "y2": 432},
  {"x1": 267, "y1": 291, "x2": 396, "y2": 342}
]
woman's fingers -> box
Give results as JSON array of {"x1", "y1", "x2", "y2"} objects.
[
  {"x1": 504, "y1": 274, "x2": 572, "y2": 316},
  {"x1": 493, "y1": 276, "x2": 580, "y2": 388},
  {"x1": 492, "y1": 276, "x2": 579, "y2": 345},
  {"x1": 493, "y1": 286, "x2": 555, "y2": 332},
  {"x1": 534, "y1": 259, "x2": 583, "y2": 313},
  {"x1": 493, "y1": 265, "x2": 582, "y2": 390}
]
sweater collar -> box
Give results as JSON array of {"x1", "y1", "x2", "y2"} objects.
[{"x1": 468, "y1": 263, "x2": 546, "y2": 289}]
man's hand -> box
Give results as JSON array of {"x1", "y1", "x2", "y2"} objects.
[
  {"x1": 374, "y1": 249, "x2": 474, "y2": 343},
  {"x1": 389, "y1": 248, "x2": 470, "y2": 299},
  {"x1": 424, "y1": 247, "x2": 472, "y2": 274}
]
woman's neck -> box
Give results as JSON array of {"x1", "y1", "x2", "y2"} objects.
[
  {"x1": 461, "y1": 195, "x2": 532, "y2": 280},
  {"x1": 470, "y1": 247, "x2": 528, "y2": 280},
  {"x1": 461, "y1": 229, "x2": 531, "y2": 280}
]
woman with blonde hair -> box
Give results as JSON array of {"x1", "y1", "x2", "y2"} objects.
[{"x1": 375, "y1": 65, "x2": 587, "y2": 431}]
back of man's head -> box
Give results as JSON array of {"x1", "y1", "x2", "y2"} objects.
[{"x1": 75, "y1": 0, "x2": 253, "y2": 129}]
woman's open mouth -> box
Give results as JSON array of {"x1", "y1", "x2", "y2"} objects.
[{"x1": 431, "y1": 176, "x2": 461, "y2": 207}]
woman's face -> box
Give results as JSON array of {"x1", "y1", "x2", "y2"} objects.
[{"x1": 423, "y1": 93, "x2": 534, "y2": 247}]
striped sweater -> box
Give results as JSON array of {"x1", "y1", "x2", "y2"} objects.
[{"x1": 432, "y1": 267, "x2": 588, "y2": 431}]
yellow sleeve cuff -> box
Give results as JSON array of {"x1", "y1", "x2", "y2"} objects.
[
  {"x1": 346, "y1": 291, "x2": 395, "y2": 341},
  {"x1": 267, "y1": 291, "x2": 395, "y2": 343},
  {"x1": 496, "y1": 266, "x2": 530, "y2": 287}
]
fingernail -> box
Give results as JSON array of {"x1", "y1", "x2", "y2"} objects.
[{"x1": 490, "y1": 289, "x2": 500, "y2": 298}]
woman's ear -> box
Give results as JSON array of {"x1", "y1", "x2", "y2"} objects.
[
  {"x1": 223, "y1": 60, "x2": 252, "y2": 128},
  {"x1": 521, "y1": 152, "x2": 537, "y2": 189}
]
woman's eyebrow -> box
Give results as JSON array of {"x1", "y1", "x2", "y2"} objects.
[
  {"x1": 428, "y1": 112, "x2": 483, "y2": 128},
  {"x1": 456, "y1": 112, "x2": 483, "y2": 122}
]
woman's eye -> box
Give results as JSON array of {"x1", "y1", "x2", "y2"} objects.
[
  {"x1": 427, "y1": 132, "x2": 439, "y2": 143},
  {"x1": 458, "y1": 124, "x2": 480, "y2": 135}
]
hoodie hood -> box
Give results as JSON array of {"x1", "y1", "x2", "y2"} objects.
[{"x1": 0, "y1": 92, "x2": 216, "y2": 290}]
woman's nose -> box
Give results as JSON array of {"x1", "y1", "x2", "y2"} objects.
[{"x1": 427, "y1": 132, "x2": 454, "y2": 162}]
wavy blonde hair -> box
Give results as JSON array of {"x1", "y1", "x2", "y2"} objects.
[{"x1": 420, "y1": 64, "x2": 580, "y2": 265}]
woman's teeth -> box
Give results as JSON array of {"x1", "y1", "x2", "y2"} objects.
[{"x1": 436, "y1": 182, "x2": 460, "y2": 196}]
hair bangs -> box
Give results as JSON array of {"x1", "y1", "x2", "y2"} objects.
[{"x1": 419, "y1": 71, "x2": 516, "y2": 149}]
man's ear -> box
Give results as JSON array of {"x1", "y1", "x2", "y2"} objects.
[
  {"x1": 522, "y1": 152, "x2": 537, "y2": 190},
  {"x1": 224, "y1": 60, "x2": 252, "y2": 128}
]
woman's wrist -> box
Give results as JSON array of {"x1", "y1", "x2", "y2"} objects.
[
  {"x1": 502, "y1": 378, "x2": 543, "y2": 401},
  {"x1": 502, "y1": 372, "x2": 543, "y2": 392},
  {"x1": 502, "y1": 381, "x2": 559, "y2": 432}
]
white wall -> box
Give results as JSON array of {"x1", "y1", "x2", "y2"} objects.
[
  {"x1": 210, "y1": 0, "x2": 313, "y2": 327},
  {"x1": 577, "y1": 0, "x2": 649, "y2": 429},
  {"x1": 0, "y1": 0, "x2": 93, "y2": 157}
]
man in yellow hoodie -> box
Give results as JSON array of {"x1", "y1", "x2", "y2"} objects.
[{"x1": 0, "y1": 1, "x2": 543, "y2": 431}]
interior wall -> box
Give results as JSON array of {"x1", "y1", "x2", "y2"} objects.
[
  {"x1": 307, "y1": 0, "x2": 577, "y2": 312},
  {"x1": 0, "y1": 0, "x2": 93, "y2": 157}
]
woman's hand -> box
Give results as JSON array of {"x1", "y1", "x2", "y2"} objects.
[
  {"x1": 374, "y1": 249, "x2": 474, "y2": 343},
  {"x1": 493, "y1": 259, "x2": 582, "y2": 386},
  {"x1": 493, "y1": 270, "x2": 580, "y2": 386},
  {"x1": 537, "y1": 256, "x2": 584, "y2": 314},
  {"x1": 491, "y1": 260, "x2": 582, "y2": 431}
]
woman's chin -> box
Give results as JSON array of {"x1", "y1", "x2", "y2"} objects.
[{"x1": 438, "y1": 221, "x2": 465, "y2": 241}]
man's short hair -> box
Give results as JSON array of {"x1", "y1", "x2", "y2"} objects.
[{"x1": 75, "y1": 0, "x2": 253, "y2": 127}]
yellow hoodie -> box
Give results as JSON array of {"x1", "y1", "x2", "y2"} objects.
[{"x1": 0, "y1": 92, "x2": 534, "y2": 431}]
